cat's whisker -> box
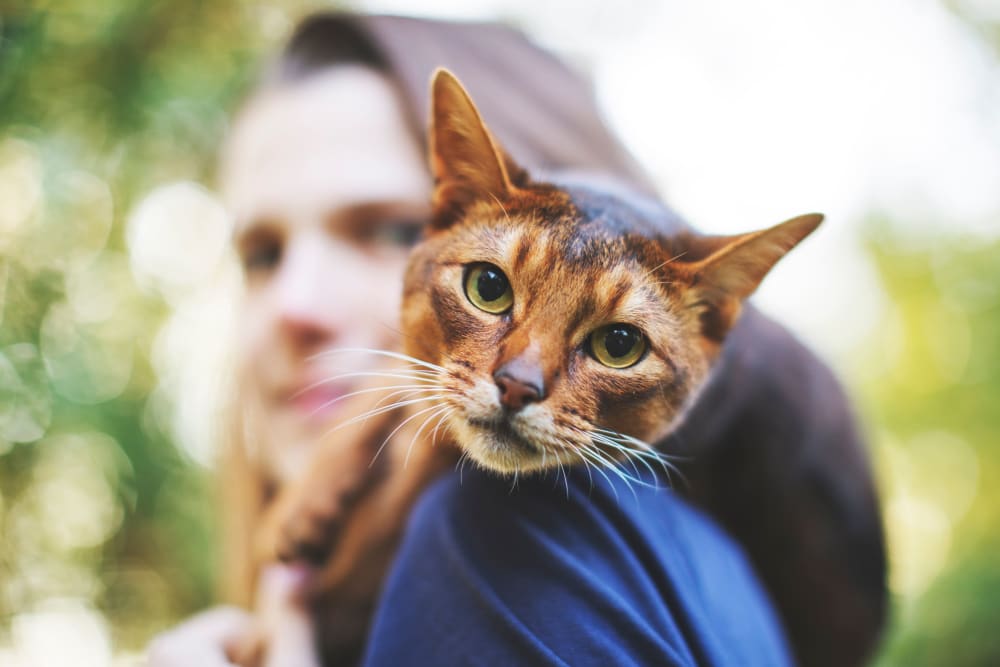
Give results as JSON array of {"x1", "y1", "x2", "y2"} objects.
[
  {"x1": 589, "y1": 433, "x2": 662, "y2": 488},
  {"x1": 568, "y1": 426, "x2": 662, "y2": 490},
  {"x1": 594, "y1": 427, "x2": 685, "y2": 467},
  {"x1": 327, "y1": 394, "x2": 450, "y2": 435},
  {"x1": 310, "y1": 371, "x2": 442, "y2": 390},
  {"x1": 578, "y1": 438, "x2": 653, "y2": 498},
  {"x1": 369, "y1": 402, "x2": 448, "y2": 469},
  {"x1": 456, "y1": 450, "x2": 472, "y2": 485},
  {"x1": 555, "y1": 459, "x2": 569, "y2": 498},
  {"x1": 595, "y1": 439, "x2": 674, "y2": 490},
  {"x1": 306, "y1": 383, "x2": 441, "y2": 418},
  {"x1": 429, "y1": 407, "x2": 455, "y2": 448},
  {"x1": 292, "y1": 371, "x2": 438, "y2": 402},
  {"x1": 312, "y1": 347, "x2": 447, "y2": 373},
  {"x1": 577, "y1": 445, "x2": 626, "y2": 502},
  {"x1": 489, "y1": 192, "x2": 512, "y2": 224},
  {"x1": 369, "y1": 386, "x2": 449, "y2": 414},
  {"x1": 588, "y1": 432, "x2": 647, "y2": 478},
  {"x1": 594, "y1": 428, "x2": 688, "y2": 487},
  {"x1": 639, "y1": 251, "x2": 688, "y2": 283},
  {"x1": 572, "y1": 448, "x2": 595, "y2": 492},
  {"x1": 404, "y1": 404, "x2": 453, "y2": 469}
]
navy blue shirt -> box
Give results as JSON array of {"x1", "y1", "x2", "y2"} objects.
[{"x1": 362, "y1": 466, "x2": 791, "y2": 666}]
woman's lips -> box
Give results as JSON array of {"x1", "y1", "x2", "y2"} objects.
[{"x1": 287, "y1": 382, "x2": 351, "y2": 422}]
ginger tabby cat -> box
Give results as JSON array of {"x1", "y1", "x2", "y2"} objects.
[{"x1": 246, "y1": 70, "x2": 879, "y2": 667}]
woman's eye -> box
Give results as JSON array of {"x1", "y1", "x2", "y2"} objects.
[
  {"x1": 369, "y1": 220, "x2": 424, "y2": 248},
  {"x1": 243, "y1": 241, "x2": 282, "y2": 273},
  {"x1": 588, "y1": 323, "x2": 646, "y2": 368},
  {"x1": 464, "y1": 263, "x2": 513, "y2": 314}
]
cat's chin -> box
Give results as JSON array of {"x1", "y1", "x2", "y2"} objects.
[{"x1": 454, "y1": 418, "x2": 556, "y2": 475}]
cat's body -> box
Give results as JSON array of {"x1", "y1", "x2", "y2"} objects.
[{"x1": 253, "y1": 70, "x2": 885, "y2": 667}]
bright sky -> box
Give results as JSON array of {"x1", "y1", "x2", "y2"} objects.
[{"x1": 361, "y1": 0, "x2": 1000, "y2": 367}]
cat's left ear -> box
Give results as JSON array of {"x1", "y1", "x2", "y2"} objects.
[
  {"x1": 681, "y1": 213, "x2": 823, "y2": 340},
  {"x1": 429, "y1": 69, "x2": 518, "y2": 228}
]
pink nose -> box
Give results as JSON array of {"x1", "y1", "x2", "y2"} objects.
[{"x1": 494, "y1": 370, "x2": 543, "y2": 411}]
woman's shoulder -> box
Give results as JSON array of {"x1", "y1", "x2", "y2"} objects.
[{"x1": 364, "y1": 467, "x2": 792, "y2": 667}]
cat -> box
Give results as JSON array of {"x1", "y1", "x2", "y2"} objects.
[{"x1": 249, "y1": 69, "x2": 885, "y2": 667}]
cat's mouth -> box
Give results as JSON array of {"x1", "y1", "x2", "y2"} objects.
[
  {"x1": 460, "y1": 416, "x2": 550, "y2": 472},
  {"x1": 466, "y1": 417, "x2": 540, "y2": 454}
]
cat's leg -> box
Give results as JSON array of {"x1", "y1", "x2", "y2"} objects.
[
  {"x1": 306, "y1": 429, "x2": 458, "y2": 665},
  {"x1": 253, "y1": 367, "x2": 408, "y2": 564},
  {"x1": 249, "y1": 367, "x2": 459, "y2": 664},
  {"x1": 228, "y1": 375, "x2": 402, "y2": 667}
]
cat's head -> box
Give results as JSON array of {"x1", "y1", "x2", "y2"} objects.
[{"x1": 400, "y1": 69, "x2": 821, "y2": 474}]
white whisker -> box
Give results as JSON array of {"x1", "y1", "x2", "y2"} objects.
[
  {"x1": 457, "y1": 450, "x2": 471, "y2": 484},
  {"x1": 310, "y1": 384, "x2": 443, "y2": 417},
  {"x1": 583, "y1": 440, "x2": 651, "y2": 499},
  {"x1": 328, "y1": 394, "x2": 448, "y2": 434},
  {"x1": 573, "y1": 448, "x2": 595, "y2": 492},
  {"x1": 429, "y1": 407, "x2": 455, "y2": 448},
  {"x1": 311, "y1": 371, "x2": 441, "y2": 388},
  {"x1": 578, "y1": 445, "x2": 624, "y2": 502},
  {"x1": 369, "y1": 402, "x2": 446, "y2": 468},
  {"x1": 594, "y1": 427, "x2": 687, "y2": 486},
  {"x1": 312, "y1": 347, "x2": 446, "y2": 373},
  {"x1": 590, "y1": 433, "x2": 660, "y2": 487},
  {"x1": 405, "y1": 404, "x2": 453, "y2": 468}
]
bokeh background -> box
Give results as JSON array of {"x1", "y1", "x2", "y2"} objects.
[{"x1": 1, "y1": 1, "x2": 998, "y2": 665}]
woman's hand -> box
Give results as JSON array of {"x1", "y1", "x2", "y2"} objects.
[
  {"x1": 147, "y1": 606, "x2": 253, "y2": 667},
  {"x1": 147, "y1": 565, "x2": 320, "y2": 667}
]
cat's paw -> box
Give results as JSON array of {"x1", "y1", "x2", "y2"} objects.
[{"x1": 258, "y1": 471, "x2": 369, "y2": 565}]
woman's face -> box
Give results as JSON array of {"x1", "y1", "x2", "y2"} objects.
[{"x1": 221, "y1": 66, "x2": 432, "y2": 478}]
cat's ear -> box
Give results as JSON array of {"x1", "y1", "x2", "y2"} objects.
[
  {"x1": 429, "y1": 68, "x2": 516, "y2": 228},
  {"x1": 682, "y1": 213, "x2": 823, "y2": 340}
]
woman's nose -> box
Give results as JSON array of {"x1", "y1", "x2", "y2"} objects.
[
  {"x1": 279, "y1": 310, "x2": 332, "y2": 354},
  {"x1": 272, "y1": 239, "x2": 341, "y2": 354}
]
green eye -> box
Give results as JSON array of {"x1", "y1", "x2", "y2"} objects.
[
  {"x1": 589, "y1": 324, "x2": 646, "y2": 368},
  {"x1": 465, "y1": 263, "x2": 513, "y2": 314}
]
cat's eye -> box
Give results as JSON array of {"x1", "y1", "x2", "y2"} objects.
[
  {"x1": 464, "y1": 263, "x2": 513, "y2": 314},
  {"x1": 588, "y1": 323, "x2": 646, "y2": 368}
]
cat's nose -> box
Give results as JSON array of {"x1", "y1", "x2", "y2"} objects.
[
  {"x1": 494, "y1": 375, "x2": 542, "y2": 410},
  {"x1": 494, "y1": 360, "x2": 545, "y2": 411}
]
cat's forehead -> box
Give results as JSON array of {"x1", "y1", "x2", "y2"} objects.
[
  {"x1": 455, "y1": 215, "x2": 655, "y2": 278},
  {"x1": 455, "y1": 183, "x2": 682, "y2": 276},
  {"x1": 561, "y1": 183, "x2": 687, "y2": 241}
]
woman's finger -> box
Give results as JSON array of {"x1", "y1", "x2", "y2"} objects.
[
  {"x1": 146, "y1": 606, "x2": 253, "y2": 667},
  {"x1": 256, "y1": 565, "x2": 322, "y2": 667}
]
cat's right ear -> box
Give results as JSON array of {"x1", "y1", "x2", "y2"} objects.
[
  {"x1": 680, "y1": 213, "x2": 823, "y2": 342},
  {"x1": 429, "y1": 69, "x2": 515, "y2": 228}
]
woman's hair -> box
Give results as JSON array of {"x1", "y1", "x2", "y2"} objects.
[
  {"x1": 255, "y1": 12, "x2": 655, "y2": 192},
  {"x1": 271, "y1": 14, "x2": 388, "y2": 82},
  {"x1": 219, "y1": 11, "x2": 656, "y2": 607}
]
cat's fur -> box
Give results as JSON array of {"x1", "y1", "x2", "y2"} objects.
[{"x1": 251, "y1": 70, "x2": 885, "y2": 667}]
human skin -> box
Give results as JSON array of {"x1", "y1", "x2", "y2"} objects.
[
  {"x1": 147, "y1": 65, "x2": 432, "y2": 664},
  {"x1": 222, "y1": 65, "x2": 431, "y2": 484}
]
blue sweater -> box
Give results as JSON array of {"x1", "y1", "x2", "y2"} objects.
[{"x1": 362, "y1": 466, "x2": 791, "y2": 667}]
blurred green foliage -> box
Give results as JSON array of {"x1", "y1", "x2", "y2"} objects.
[
  {"x1": 864, "y1": 230, "x2": 1000, "y2": 666},
  {"x1": 0, "y1": 0, "x2": 327, "y2": 650},
  {"x1": 0, "y1": 1, "x2": 997, "y2": 663}
]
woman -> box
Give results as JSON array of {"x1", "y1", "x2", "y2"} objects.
[{"x1": 149, "y1": 13, "x2": 885, "y2": 667}]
